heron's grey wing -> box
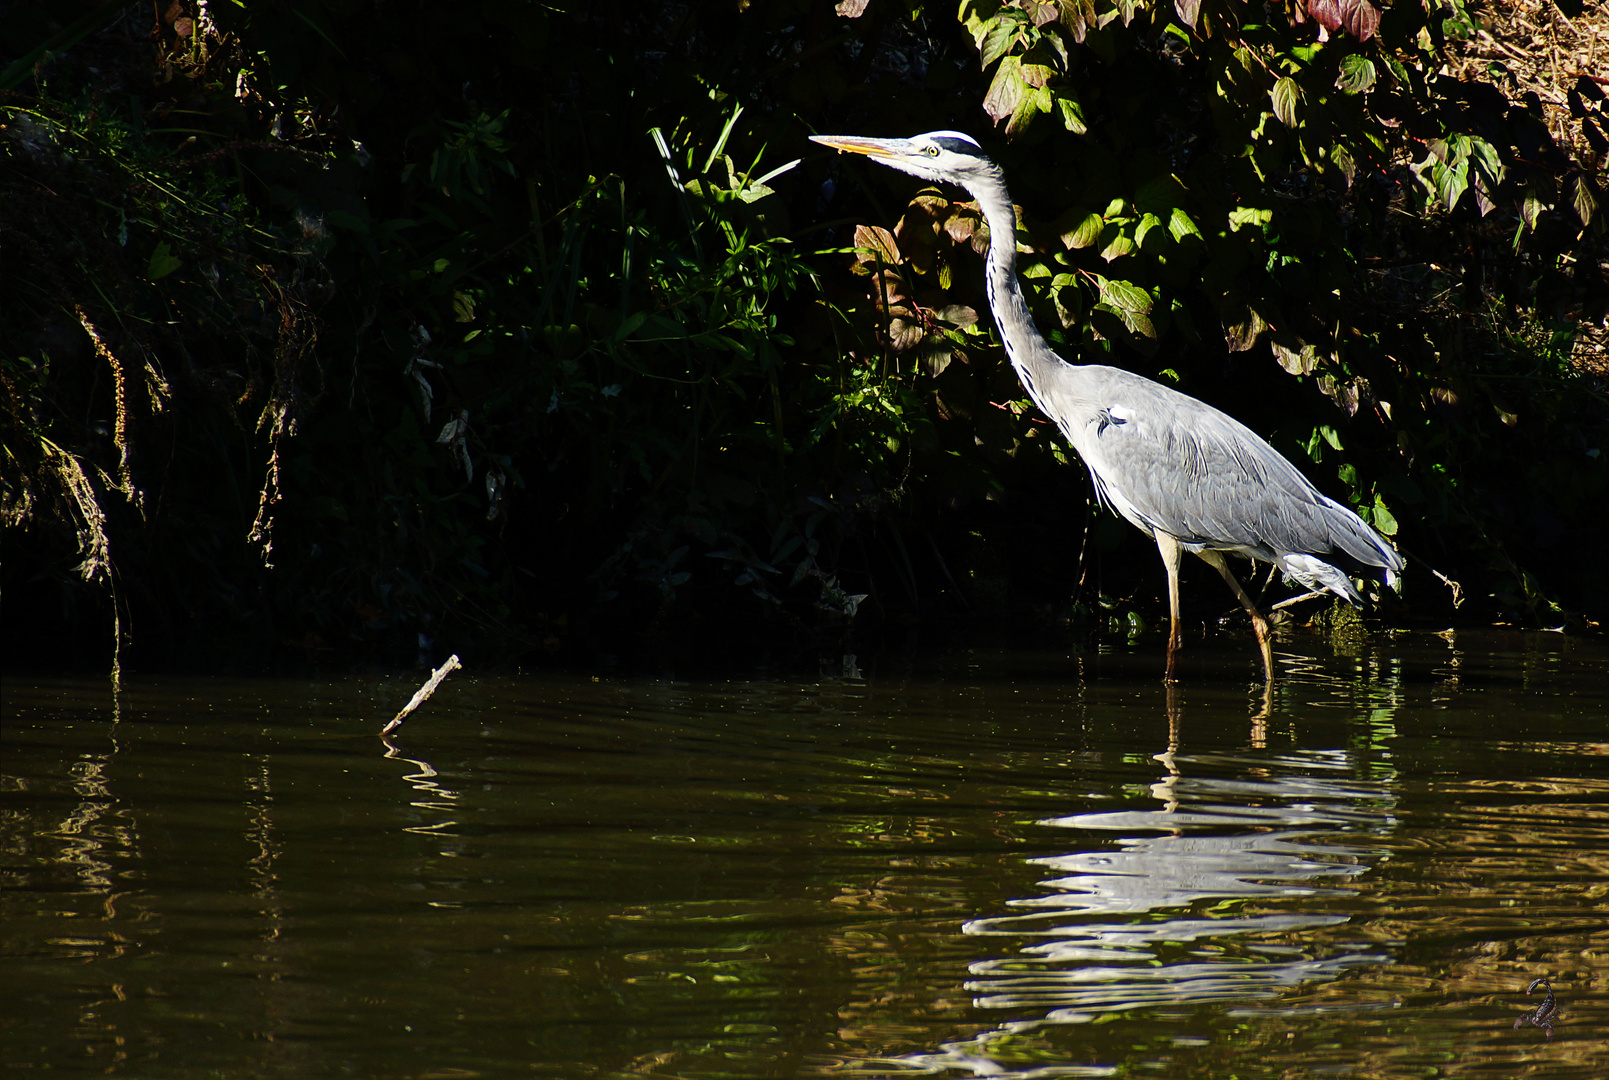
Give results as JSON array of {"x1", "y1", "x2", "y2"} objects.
[{"x1": 1058, "y1": 371, "x2": 1400, "y2": 571}]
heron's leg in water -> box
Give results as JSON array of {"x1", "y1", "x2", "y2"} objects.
[
  {"x1": 1196, "y1": 551, "x2": 1274, "y2": 683},
  {"x1": 1154, "y1": 532, "x2": 1185, "y2": 683}
]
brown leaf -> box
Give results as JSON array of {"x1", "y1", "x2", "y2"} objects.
[
  {"x1": 834, "y1": 0, "x2": 870, "y2": 16},
  {"x1": 944, "y1": 207, "x2": 980, "y2": 246},
  {"x1": 896, "y1": 197, "x2": 947, "y2": 275},
  {"x1": 1021, "y1": 0, "x2": 1062, "y2": 27},
  {"x1": 1224, "y1": 305, "x2": 1269, "y2": 352},
  {"x1": 852, "y1": 224, "x2": 902, "y2": 268},
  {"x1": 1271, "y1": 335, "x2": 1318, "y2": 375},
  {"x1": 934, "y1": 304, "x2": 979, "y2": 328},
  {"x1": 886, "y1": 316, "x2": 924, "y2": 352},
  {"x1": 918, "y1": 340, "x2": 955, "y2": 376},
  {"x1": 1304, "y1": 0, "x2": 1380, "y2": 42}
]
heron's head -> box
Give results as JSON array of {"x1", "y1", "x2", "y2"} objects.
[{"x1": 809, "y1": 131, "x2": 1000, "y2": 190}]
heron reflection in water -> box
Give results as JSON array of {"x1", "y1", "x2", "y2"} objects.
[{"x1": 875, "y1": 689, "x2": 1396, "y2": 1074}]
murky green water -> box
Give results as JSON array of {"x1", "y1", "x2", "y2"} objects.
[{"x1": 4, "y1": 630, "x2": 1605, "y2": 1078}]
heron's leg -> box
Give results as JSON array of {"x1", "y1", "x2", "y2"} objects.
[
  {"x1": 1197, "y1": 551, "x2": 1274, "y2": 683},
  {"x1": 1154, "y1": 532, "x2": 1184, "y2": 683}
]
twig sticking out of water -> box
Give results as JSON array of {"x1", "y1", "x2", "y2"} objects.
[{"x1": 381, "y1": 655, "x2": 462, "y2": 736}]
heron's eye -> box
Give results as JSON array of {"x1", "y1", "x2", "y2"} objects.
[{"x1": 922, "y1": 145, "x2": 940, "y2": 157}]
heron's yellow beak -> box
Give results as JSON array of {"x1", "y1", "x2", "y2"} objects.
[{"x1": 808, "y1": 134, "x2": 907, "y2": 160}]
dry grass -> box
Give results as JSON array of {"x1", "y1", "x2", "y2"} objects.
[
  {"x1": 1448, "y1": 0, "x2": 1608, "y2": 162},
  {"x1": 1447, "y1": 1, "x2": 1609, "y2": 375}
]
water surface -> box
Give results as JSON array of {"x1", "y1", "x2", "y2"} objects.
[{"x1": 3, "y1": 630, "x2": 1605, "y2": 1077}]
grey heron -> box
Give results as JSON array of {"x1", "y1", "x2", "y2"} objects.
[{"x1": 811, "y1": 130, "x2": 1403, "y2": 682}]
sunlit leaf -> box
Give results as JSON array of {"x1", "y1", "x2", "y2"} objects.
[
  {"x1": 1134, "y1": 212, "x2": 1164, "y2": 249},
  {"x1": 1062, "y1": 211, "x2": 1104, "y2": 249},
  {"x1": 1097, "y1": 275, "x2": 1152, "y2": 313},
  {"x1": 1271, "y1": 337, "x2": 1318, "y2": 375},
  {"x1": 1098, "y1": 228, "x2": 1135, "y2": 261},
  {"x1": 1007, "y1": 83, "x2": 1053, "y2": 136},
  {"x1": 980, "y1": 14, "x2": 1024, "y2": 67},
  {"x1": 1228, "y1": 206, "x2": 1272, "y2": 233},
  {"x1": 1467, "y1": 135, "x2": 1505, "y2": 189},
  {"x1": 1056, "y1": 93, "x2": 1088, "y2": 134},
  {"x1": 886, "y1": 316, "x2": 922, "y2": 351},
  {"x1": 1271, "y1": 77, "x2": 1301, "y2": 128},
  {"x1": 1422, "y1": 154, "x2": 1469, "y2": 212},
  {"x1": 1331, "y1": 142, "x2": 1357, "y2": 185},
  {"x1": 1167, "y1": 207, "x2": 1202, "y2": 242},
  {"x1": 1336, "y1": 54, "x2": 1376, "y2": 94},
  {"x1": 852, "y1": 224, "x2": 902, "y2": 268},
  {"x1": 1372, "y1": 493, "x2": 1398, "y2": 535},
  {"x1": 1569, "y1": 172, "x2": 1599, "y2": 227},
  {"x1": 1305, "y1": 0, "x2": 1381, "y2": 41},
  {"x1": 1520, "y1": 184, "x2": 1547, "y2": 230},
  {"x1": 1224, "y1": 305, "x2": 1268, "y2": 352},
  {"x1": 984, "y1": 56, "x2": 1026, "y2": 125}
]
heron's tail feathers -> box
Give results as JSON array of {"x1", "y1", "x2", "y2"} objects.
[
  {"x1": 1316, "y1": 496, "x2": 1405, "y2": 584},
  {"x1": 1272, "y1": 495, "x2": 1405, "y2": 607},
  {"x1": 1276, "y1": 553, "x2": 1365, "y2": 606}
]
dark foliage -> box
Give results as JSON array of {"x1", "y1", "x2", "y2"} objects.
[{"x1": 2, "y1": 0, "x2": 1604, "y2": 673}]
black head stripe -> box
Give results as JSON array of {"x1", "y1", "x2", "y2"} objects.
[{"x1": 931, "y1": 136, "x2": 985, "y2": 157}]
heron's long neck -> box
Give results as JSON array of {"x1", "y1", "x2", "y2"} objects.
[{"x1": 971, "y1": 174, "x2": 1069, "y2": 415}]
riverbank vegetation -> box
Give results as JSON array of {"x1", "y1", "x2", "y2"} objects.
[{"x1": 2, "y1": 0, "x2": 1604, "y2": 672}]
